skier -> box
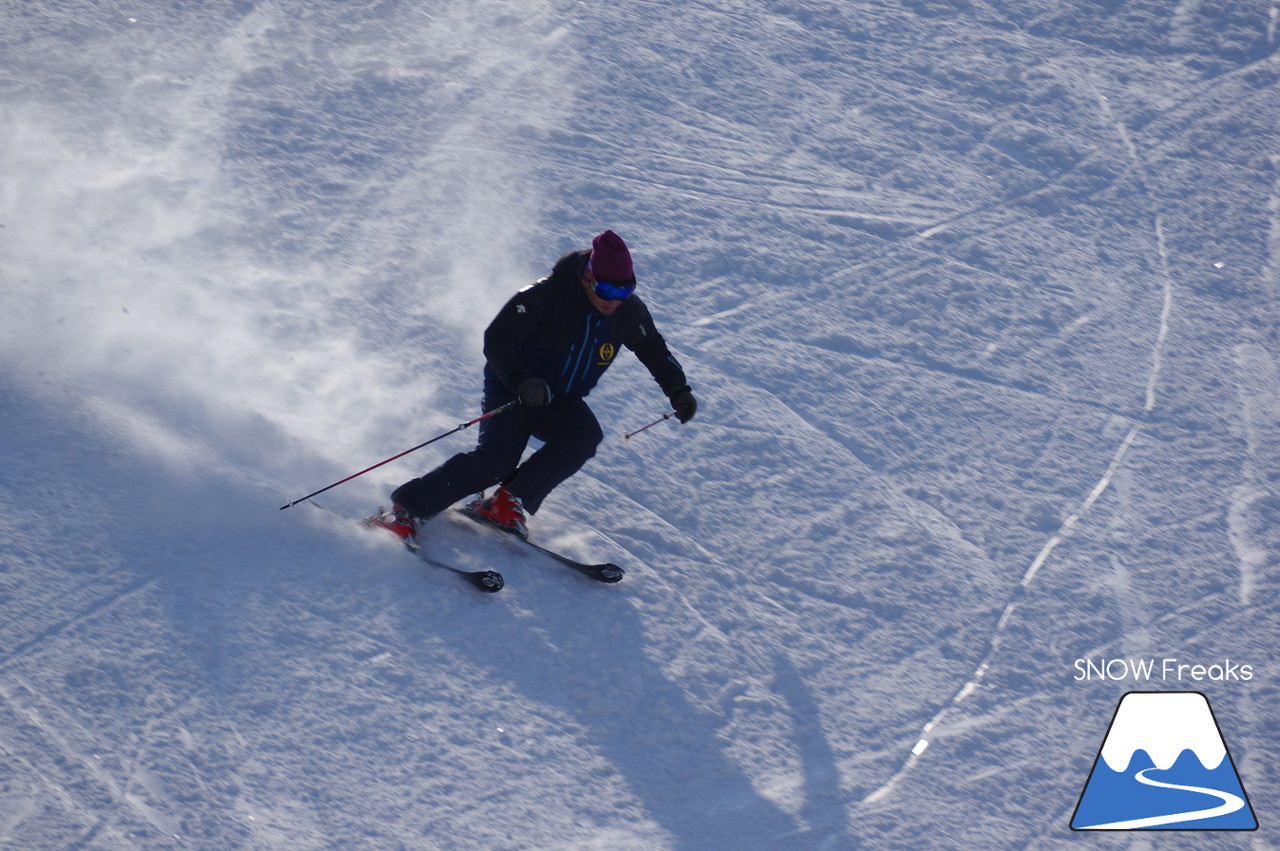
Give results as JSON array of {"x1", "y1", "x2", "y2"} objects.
[{"x1": 372, "y1": 229, "x2": 697, "y2": 543}]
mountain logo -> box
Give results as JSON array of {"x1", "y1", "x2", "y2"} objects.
[{"x1": 1071, "y1": 691, "x2": 1257, "y2": 831}]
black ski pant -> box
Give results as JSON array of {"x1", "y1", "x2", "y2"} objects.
[{"x1": 391, "y1": 390, "x2": 603, "y2": 520}]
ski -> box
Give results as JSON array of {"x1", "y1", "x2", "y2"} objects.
[
  {"x1": 455, "y1": 504, "x2": 625, "y2": 584},
  {"x1": 362, "y1": 513, "x2": 504, "y2": 593},
  {"x1": 418, "y1": 552, "x2": 505, "y2": 593}
]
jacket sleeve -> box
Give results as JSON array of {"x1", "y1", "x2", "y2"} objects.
[
  {"x1": 625, "y1": 300, "x2": 690, "y2": 399},
  {"x1": 483, "y1": 283, "x2": 548, "y2": 392}
]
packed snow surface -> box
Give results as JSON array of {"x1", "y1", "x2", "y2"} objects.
[{"x1": 2, "y1": 1, "x2": 1277, "y2": 848}]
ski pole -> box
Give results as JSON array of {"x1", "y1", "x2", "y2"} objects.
[
  {"x1": 279, "y1": 401, "x2": 516, "y2": 510},
  {"x1": 623, "y1": 411, "x2": 677, "y2": 440}
]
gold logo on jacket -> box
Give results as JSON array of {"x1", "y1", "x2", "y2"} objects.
[{"x1": 597, "y1": 342, "x2": 616, "y2": 364}]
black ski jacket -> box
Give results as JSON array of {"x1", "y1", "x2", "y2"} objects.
[{"x1": 483, "y1": 250, "x2": 690, "y2": 402}]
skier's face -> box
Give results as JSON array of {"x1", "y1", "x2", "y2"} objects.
[{"x1": 582, "y1": 271, "x2": 624, "y2": 315}]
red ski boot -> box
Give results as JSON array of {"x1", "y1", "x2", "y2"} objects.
[
  {"x1": 472, "y1": 487, "x2": 528, "y2": 539},
  {"x1": 366, "y1": 505, "x2": 420, "y2": 549}
]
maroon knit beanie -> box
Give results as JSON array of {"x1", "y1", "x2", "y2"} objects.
[{"x1": 590, "y1": 229, "x2": 635, "y2": 284}]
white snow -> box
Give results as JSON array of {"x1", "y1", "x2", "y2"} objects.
[{"x1": 2, "y1": 0, "x2": 1278, "y2": 847}]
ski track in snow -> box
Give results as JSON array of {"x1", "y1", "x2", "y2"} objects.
[
  {"x1": 865, "y1": 45, "x2": 1276, "y2": 815},
  {"x1": 1229, "y1": 342, "x2": 1280, "y2": 608},
  {"x1": 0, "y1": 574, "x2": 163, "y2": 672},
  {"x1": 0, "y1": 677, "x2": 187, "y2": 846},
  {"x1": 863, "y1": 91, "x2": 1179, "y2": 806}
]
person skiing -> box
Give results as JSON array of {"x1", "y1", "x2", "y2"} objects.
[{"x1": 372, "y1": 229, "x2": 697, "y2": 543}]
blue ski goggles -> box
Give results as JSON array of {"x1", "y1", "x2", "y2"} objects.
[
  {"x1": 587, "y1": 260, "x2": 636, "y2": 301},
  {"x1": 593, "y1": 279, "x2": 636, "y2": 301}
]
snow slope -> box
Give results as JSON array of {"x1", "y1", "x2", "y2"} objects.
[{"x1": 2, "y1": 0, "x2": 1277, "y2": 847}]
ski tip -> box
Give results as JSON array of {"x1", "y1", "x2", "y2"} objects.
[
  {"x1": 597, "y1": 564, "x2": 625, "y2": 583},
  {"x1": 472, "y1": 570, "x2": 505, "y2": 592}
]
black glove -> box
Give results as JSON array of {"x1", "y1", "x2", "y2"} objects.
[
  {"x1": 669, "y1": 388, "x2": 697, "y2": 424},
  {"x1": 516, "y1": 376, "x2": 552, "y2": 407}
]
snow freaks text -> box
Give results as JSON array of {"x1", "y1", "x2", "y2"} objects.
[{"x1": 1074, "y1": 658, "x2": 1255, "y2": 682}]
